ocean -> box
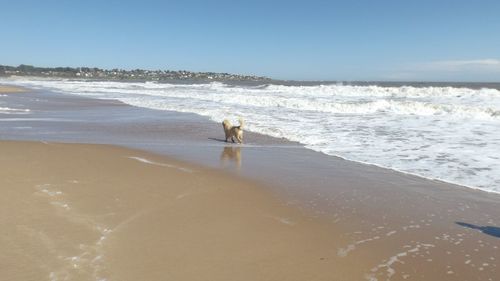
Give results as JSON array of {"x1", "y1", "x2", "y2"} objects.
[{"x1": 4, "y1": 78, "x2": 500, "y2": 193}]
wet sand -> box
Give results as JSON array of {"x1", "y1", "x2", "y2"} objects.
[
  {"x1": 0, "y1": 140, "x2": 362, "y2": 281},
  {"x1": 0, "y1": 85, "x2": 27, "y2": 93},
  {"x1": 0, "y1": 86, "x2": 499, "y2": 280}
]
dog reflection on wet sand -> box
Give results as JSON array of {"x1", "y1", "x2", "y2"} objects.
[{"x1": 220, "y1": 146, "x2": 242, "y2": 169}]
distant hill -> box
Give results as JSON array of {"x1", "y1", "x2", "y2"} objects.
[{"x1": 0, "y1": 64, "x2": 270, "y2": 82}]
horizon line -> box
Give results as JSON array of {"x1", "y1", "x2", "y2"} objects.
[{"x1": 2, "y1": 63, "x2": 500, "y2": 85}]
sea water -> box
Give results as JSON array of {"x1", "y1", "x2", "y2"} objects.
[{"x1": 5, "y1": 78, "x2": 500, "y2": 193}]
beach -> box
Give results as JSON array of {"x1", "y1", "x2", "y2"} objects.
[
  {"x1": 1, "y1": 84, "x2": 500, "y2": 280},
  {"x1": 0, "y1": 85, "x2": 26, "y2": 93},
  {"x1": 1, "y1": 140, "x2": 358, "y2": 281}
]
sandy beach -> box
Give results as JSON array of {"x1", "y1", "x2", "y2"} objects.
[
  {"x1": 0, "y1": 140, "x2": 360, "y2": 281},
  {"x1": 0, "y1": 85, "x2": 26, "y2": 93},
  {"x1": 1, "y1": 84, "x2": 499, "y2": 280}
]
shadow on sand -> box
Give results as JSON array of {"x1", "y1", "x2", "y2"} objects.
[
  {"x1": 456, "y1": 222, "x2": 500, "y2": 238},
  {"x1": 208, "y1": 137, "x2": 229, "y2": 143}
]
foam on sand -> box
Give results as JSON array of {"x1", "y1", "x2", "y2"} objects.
[
  {"x1": 127, "y1": 156, "x2": 193, "y2": 173},
  {"x1": 0, "y1": 107, "x2": 30, "y2": 114},
  {"x1": 366, "y1": 243, "x2": 435, "y2": 281}
]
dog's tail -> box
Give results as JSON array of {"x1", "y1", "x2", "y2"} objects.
[{"x1": 238, "y1": 117, "x2": 245, "y2": 129}]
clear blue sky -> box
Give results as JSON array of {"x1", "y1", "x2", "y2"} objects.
[{"x1": 1, "y1": 0, "x2": 499, "y2": 81}]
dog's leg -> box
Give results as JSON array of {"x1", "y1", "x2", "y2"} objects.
[{"x1": 231, "y1": 137, "x2": 235, "y2": 143}]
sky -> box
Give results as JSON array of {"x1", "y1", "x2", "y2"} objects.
[{"x1": 1, "y1": 0, "x2": 499, "y2": 82}]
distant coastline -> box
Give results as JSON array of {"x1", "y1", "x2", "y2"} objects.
[
  {"x1": 0, "y1": 64, "x2": 270, "y2": 82},
  {"x1": 2, "y1": 64, "x2": 500, "y2": 90}
]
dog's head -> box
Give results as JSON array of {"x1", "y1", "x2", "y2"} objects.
[{"x1": 222, "y1": 119, "x2": 232, "y2": 131}]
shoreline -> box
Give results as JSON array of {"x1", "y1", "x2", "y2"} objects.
[
  {"x1": 0, "y1": 84, "x2": 492, "y2": 195},
  {"x1": 3, "y1": 77, "x2": 499, "y2": 194},
  {"x1": 1, "y1": 85, "x2": 500, "y2": 280},
  {"x1": 319, "y1": 153, "x2": 500, "y2": 196},
  {"x1": 0, "y1": 81, "x2": 495, "y2": 196}
]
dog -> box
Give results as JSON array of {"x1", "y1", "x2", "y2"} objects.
[{"x1": 222, "y1": 118, "x2": 244, "y2": 143}]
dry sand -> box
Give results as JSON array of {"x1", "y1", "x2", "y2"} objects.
[
  {"x1": 0, "y1": 140, "x2": 362, "y2": 281},
  {"x1": 0, "y1": 85, "x2": 27, "y2": 93}
]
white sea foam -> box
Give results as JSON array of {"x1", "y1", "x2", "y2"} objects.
[
  {"x1": 4, "y1": 78, "x2": 500, "y2": 193},
  {"x1": 338, "y1": 235, "x2": 381, "y2": 257},
  {"x1": 128, "y1": 156, "x2": 193, "y2": 173},
  {"x1": 366, "y1": 242, "x2": 435, "y2": 281},
  {"x1": 33, "y1": 181, "x2": 110, "y2": 281},
  {"x1": 0, "y1": 106, "x2": 30, "y2": 114}
]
